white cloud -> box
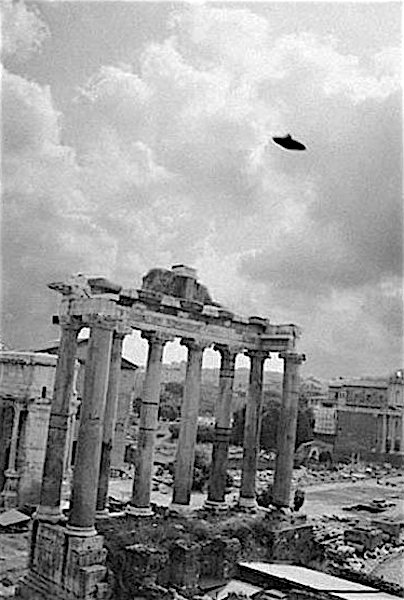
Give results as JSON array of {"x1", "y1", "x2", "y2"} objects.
[
  {"x1": 270, "y1": 32, "x2": 401, "y2": 103},
  {"x1": 1, "y1": 0, "x2": 49, "y2": 61},
  {"x1": 2, "y1": 4, "x2": 402, "y2": 376}
]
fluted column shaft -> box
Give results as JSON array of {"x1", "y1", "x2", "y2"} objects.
[
  {"x1": 96, "y1": 331, "x2": 126, "y2": 513},
  {"x1": 67, "y1": 320, "x2": 113, "y2": 536},
  {"x1": 128, "y1": 332, "x2": 170, "y2": 515},
  {"x1": 37, "y1": 317, "x2": 81, "y2": 522},
  {"x1": 273, "y1": 351, "x2": 306, "y2": 508},
  {"x1": 239, "y1": 350, "x2": 268, "y2": 507},
  {"x1": 207, "y1": 346, "x2": 238, "y2": 505},
  {"x1": 172, "y1": 339, "x2": 207, "y2": 506}
]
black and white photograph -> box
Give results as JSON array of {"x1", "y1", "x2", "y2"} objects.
[{"x1": 1, "y1": 0, "x2": 403, "y2": 598}]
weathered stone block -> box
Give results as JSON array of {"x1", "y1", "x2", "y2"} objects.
[
  {"x1": 371, "y1": 518, "x2": 402, "y2": 541},
  {"x1": 64, "y1": 534, "x2": 107, "y2": 597},
  {"x1": 263, "y1": 523, "x2": 315, "y2": 564},
  {"x1": 31, "y1": 522, "x2": 66, "y2": 585},
  {"x1": 169, "y1": 540, "x2": 200, "y2": 589},
  {"x1": 344, "y1": 526, "x2": 384, "y2": 551},
  {"x1": 18, "y1": 524, "x2": 111, "y2": 600},
  {"x1": 78, "y1": 565, "x2": 107, "y2": 599},
  {"x1": 221, "y1": 537, "x2": 242, "y2": 580},
  {"x1": 125, "y1": 543, "x2": 167, "y2": 585}
]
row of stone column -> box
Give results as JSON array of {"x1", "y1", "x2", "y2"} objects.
[
  {"x1": 126, "y1": 335, "x2": 305, "y2": 513},
  {"x1": 36, "y1": 316, "x2": 125, "y2": 535},
  {"x1": 36, "y1": 314, "x2": 305, "y2": 538},
  {"x1": 379, "y1": 413, "x2": 404, "y2": 454}
]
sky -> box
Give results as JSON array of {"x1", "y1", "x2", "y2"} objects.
[{"x1": 1, "y1": 0, "x2": 402, "y2": 378}]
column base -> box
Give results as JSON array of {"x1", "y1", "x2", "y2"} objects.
[
  {"x1": 16, "y1": 522, "x2": 109, "y2": 600},
  {"x1": 238, "y1": 496, "x2": 258, "y2": 510},
  {"x1": 203, "y1": 499, "x2": 229, "y2": 512},
  {"x1": 169, "y1": 503, "x2": 194, "y2": 517},
  {"x1": 95, "y1": 508, "x2": 110, "y2": 518},
  {"x1": 126, "y1": 505, "x2": 154, "y2": 517},
  {"x1": 65, "y1": 524, "x2": 97, "y2": 537},
  {"x1": 35, "y1": 506, "x2": 65, "y2": 524}
]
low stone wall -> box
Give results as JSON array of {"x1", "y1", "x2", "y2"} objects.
[{"x1": 96, "y1": 508, "x2": 321, "y2": 599}]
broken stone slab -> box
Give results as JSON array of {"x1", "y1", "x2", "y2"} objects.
[
  {"x1": 371, "y1": 518, "x2": 404, "y2": 541},
  {"x1": 0, "y1": 509, "x2": 30, "y2": 529},
  {"x1": 344, "y1": 527, "x2": 384, "y2": 551}
]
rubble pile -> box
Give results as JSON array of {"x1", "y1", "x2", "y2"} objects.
[{"x1": 312, "y1": 513, "x2": 404, "y2": 577}]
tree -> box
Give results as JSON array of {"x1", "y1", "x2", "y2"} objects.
[
  {"x1": 159, "y1": 382, "x2": 184, "y2": 421},
  {"x1": 295, "y1": 407, "x2": 314, "y2": 448},
  {"x1": 231, "y1": 402, "x2": 314, "y2": 451}
]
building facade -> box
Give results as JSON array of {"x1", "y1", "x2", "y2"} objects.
[
  {"x1": 313, "y1": 372, "x2": 404, "y2": 464},
  {"x1": 0, "y1": 352, "x2": 72, "y2": 508}
]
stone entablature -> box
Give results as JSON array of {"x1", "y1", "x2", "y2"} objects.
[{"x1": 51, "y1": 267, "x2": 300, "y2": 354}]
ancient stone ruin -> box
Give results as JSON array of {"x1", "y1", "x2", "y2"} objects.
[
  {"x1": 0, "y1": 352, "x2": 78, "y2": 509},
  {"x1": 17, "y1": 265, "x2": 305, "y2": 600}
]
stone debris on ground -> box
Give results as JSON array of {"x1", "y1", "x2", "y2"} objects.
[
  {"x1": 147, "y1": 459, "x2": 404, "y2": 499},
  {"x1": 0, "y1": 510, "x2": 30, "y2": 530},
  {"x1": 312, "y1": 512, "x2": 404, "y2": 577}
]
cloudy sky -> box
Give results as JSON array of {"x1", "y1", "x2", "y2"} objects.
[{"x1": 2, "y1": 0, "x2": 402, "y2": 378}]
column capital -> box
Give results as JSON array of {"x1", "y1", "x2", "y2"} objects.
[
  {"x1": 59, "y1": 315, "x2": 83, "y2": 331},
  {"x1": 13, "y1": 402, "x2": 23, "y2": 416},
  {"x1": 88, "y1": 315, "x2": 118, "y2": 331},
  {"x1": 141, "y1": 330, "x2": 174, "y2": 346},
  {"x1": 113, "y1": 325, "x2": 131, "y2": 339},
  {"x1": 180, "y1": 337, "x2": 211, "y2": 352},
  {"x1": 245, "y1": 348, "x2": 270, "y2": 362},
  {"x1": 279, "y1": 351, "x2": 306, "y2": 365},
  {"x1": 214, "y1": 344, "x2": 243, "y2": 359}
]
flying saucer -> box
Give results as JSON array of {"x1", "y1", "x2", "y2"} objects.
[{"x1": 272, "y1": 134, "x2": 306, "y2": 151}]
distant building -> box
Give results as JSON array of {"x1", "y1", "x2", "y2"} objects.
[
  {"x1": 299, "y1": 376, "x2": 329, "y2": 410},
  {"x1": 0, "y1": 352, "x2": 62, "y2": 508},
  {"x1": 312, "y1": 372, "x2": 404, "y2": 464}
]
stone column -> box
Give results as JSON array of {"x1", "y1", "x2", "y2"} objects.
[
  {"x1": 127, "y1": 331, "x2": 171, "y2": 517},
  {"x1": 172, "y1": 339, "x2": 208, "y2": 508},
  {"x1": 0, "y1": 403, "x2": 23, "y2": 509},
  {"x1": 96, "y1": 330, "x2": 126, "y2": 515},
  {"x1": 392, "y1": 417, "x2": 398, "y2": 453},
  {"x1": 388, "y1": 415, "x2": 394, "y2": 454},
  {"x1": 63, "y1": 397, "x2": 80, "y2": 482},
  {"x1": 63, "y1": 360, "x2": 80, "y2": 482},
  {"x1": 273, "y1": 351, "x2": 306, "y2": 508},
  {"x1": 66, "y1": 319, "x2": 114, "y2": 536},
  {"x1": 380, "y1": 413, "x2": 387, "y2": 454},
  {"x1": 239, "y1": 350, "x2": 268, "y2": 509},
  {"x1": 400, "y1": 414, "x2": 404, "y2": 454},
  {"x1": 205, "y1": 346, "x2": 238, "y2": 509},
  {"x1": 37, "y1": 316, "x2": 82, "y2": 522}
]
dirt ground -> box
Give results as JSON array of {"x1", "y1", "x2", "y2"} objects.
[
  {"x1": 304, "y1": 476, "x2": 404, "y2": 519},
  {"x1": 108, "y1": 472, "x2": 404, "y2": 519}
]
